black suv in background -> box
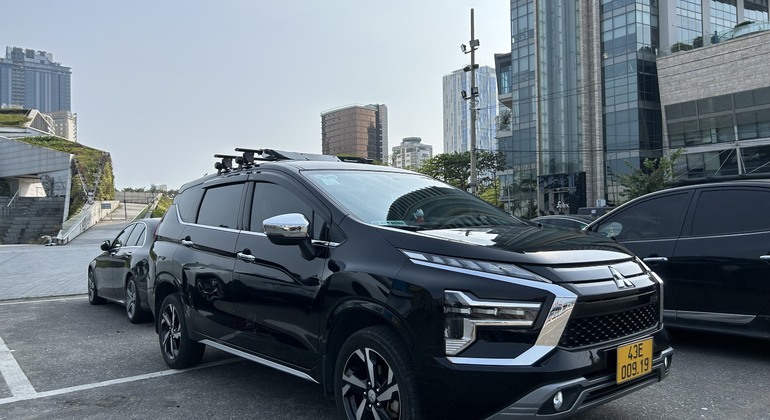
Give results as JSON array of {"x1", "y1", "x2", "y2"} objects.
[
  {"x1": 586, "y1": 178, "x2": 770, "y2": 339},
  {"x1": 149, "y1": 149, "x2": 672, "y2": 420}
]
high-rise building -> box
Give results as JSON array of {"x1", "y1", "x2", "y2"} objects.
[
  {"x1": 0, "y1": 47, "x2": 71, "y2": 113},
  {"x1": 391, "y1": 137, "x2": 433, "y2": 170},
  {"x1": 48, "y1": 110, "x2": 77, "y2": 141},
  {"x1": 442, "y1": 66, "x2": 498, "y2": 154},
  {"x1": 495, "y1": 0, "x2": 769, "y2": 216},
  {"x1": 658, "y1": 25, "x2": 770, "y2": 181},
  {"x1": 321, "y1": 104, "x2": 388, "y2": 163}
]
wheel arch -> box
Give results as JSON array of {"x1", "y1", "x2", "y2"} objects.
[
  {"x1": 320, "y1": 299, "x2": 417, "y2": 398},
  {"x1": 153, "y1": 273, "x2": 181, "y2": 332}
]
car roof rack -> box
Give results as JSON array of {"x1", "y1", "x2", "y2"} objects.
[
  {"x1": 214, "y1": 154, "x2": 237, "y2": 175},
  {"x1": 213, "y1": 148, "x2": 343, "y2": 173},
  {"x1": 337, "y1": 156, "x2": 374, "y2": 164}
]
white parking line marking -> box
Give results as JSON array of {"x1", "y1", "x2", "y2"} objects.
[
  {"x1": 0, "y1": 335, "x2": 36, "y2": 398},
  {"x1": 0, "y1": 296, "x2": 87, "y2": 306},
  {"x1": 0, "y1": 358, "x2": 238, "y2": 405}
]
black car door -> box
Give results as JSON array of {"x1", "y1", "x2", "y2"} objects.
[
  {"x1": 177, "y1": 180, "x2": 245, "y2": 341},
  {"x1": 672, "y1": 186, "x2": 770, "y2": 319},
  {"x1": 102, "y1": 223, "x2": 137, "y2": 299},
  {"x1": 592, "y1": 190, "x2": 693, "y2": 313},
  {"x1": 111, "y1": 222, "x2": 147, "y2": 294},
  {"x1": 230, "y1": 172, "x2": 331, "y2": 369}
]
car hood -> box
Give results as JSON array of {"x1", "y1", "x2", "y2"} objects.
[{"x1": 379, "y1": 224, "x2": 634, "y2": 266}]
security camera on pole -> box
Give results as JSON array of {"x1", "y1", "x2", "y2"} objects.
[{"x1": 460, "y1": 8, "x2": 480, "y2": 196}]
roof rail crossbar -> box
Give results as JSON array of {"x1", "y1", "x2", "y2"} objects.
[
  {"x1": 337, "y1": 156, "x2": 374, "y2": 164},
  {"x1": 214, "y1": 154, "x2": 237, "y2": 175}
]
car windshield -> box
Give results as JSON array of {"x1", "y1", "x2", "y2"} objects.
[{"x1": 304, "y1": 170, "x2": 525, "y2": 229}]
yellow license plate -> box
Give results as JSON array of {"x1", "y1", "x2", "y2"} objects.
[{"x1": 616, "y1": 338, "x2": 653, "y2": 384}]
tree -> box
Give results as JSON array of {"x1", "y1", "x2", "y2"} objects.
[
  {"x1": 618, "y1": 149, "x2": 684, "y2": 203},
  {"x1": 417, "y1": 151, "x2": 506, "y2": 206}
]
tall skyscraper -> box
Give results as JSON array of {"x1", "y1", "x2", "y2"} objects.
[
  {"x1": 495, "y1": 0, "x2": 769, "y2": 215},
  {"x1": 0, "y1": 47, "x2": 71, "y2": 112},
  {"x1": 391, "y1": 137, "x2": 433, "y2": 170},
  {"x1": 442, "y1": 65, "x2": 498, "y2": 154},
  {"x1": 321, "y1": 104, "x2": 388, "y2": 163}
]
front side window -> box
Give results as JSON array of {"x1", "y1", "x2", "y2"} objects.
[
  {"x1": 596, "y1": 192, "x2": 691, "y2": 240},
  {"x1": 249, "y1": 183, "x2": 312, "y2": 232},
  {"x1": 197, "y1": 183, "x2": 244, "y2": 228},
  {"x1": 690, "y1": 188, "x2": 770, "y2": 236},
  {"x1": 113, "y1": 224, "x2": 136, "y2": 247},
  {"x1": 304, "y1": 170, "x2": 523, "y2": 230}
]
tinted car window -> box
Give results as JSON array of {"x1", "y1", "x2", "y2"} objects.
[
  {"x1": 127, "y1": 223, "x2": 146, "y2": 246},
  {"x1": 175, "y1": 183, "x2": 205, "y2": 222},
  {"x1": 690, "y1": 189, "x2": 770, "y2": 236},
  {"x1": 250, "y1": 182, "x2": 312, "y2": 232},
  {"x1": 114, "y1": 224, "x2": 136, "y2": 247},
  {"x1": 305, "y1": 170, "x2": 522, "y2": 229},
  {"x1": 596, "y1": 192, "x2": 691, "y2": 240},
  {"x1": 197, "y1": 183, "x2": 243, "y2": 228}
]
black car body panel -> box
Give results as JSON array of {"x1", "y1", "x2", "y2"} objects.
[
  {"x1": 586, "y1": 180, "x2": 770, "y2": 339},
  {"x1": 88, "y1": 218, "x2": 160, "y2": 316},
  {"x1": 149, "y1": 151, "x2": 672, "y2": 419}
]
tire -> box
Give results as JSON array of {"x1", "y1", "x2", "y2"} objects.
[
  {"x1": 158, "y1": 293, "x2": 205, "y2": 369},
  {"x1": 125, "y1": 277, "x2": 148, "y2": 323},
  {"x1": 335, "y1": 326, "x2": 422, "y2": 420},
  {"x1": 87, "y1": 269, "x2": 105, "y2": 305}
]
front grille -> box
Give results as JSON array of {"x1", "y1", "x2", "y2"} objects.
[{"x1": 559, "y1": 289, "x2": 660, "y2": 349}]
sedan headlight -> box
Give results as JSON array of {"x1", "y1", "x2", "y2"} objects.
[{"x1": 444, "y1": 290, "x2": 542, "y2": 355}]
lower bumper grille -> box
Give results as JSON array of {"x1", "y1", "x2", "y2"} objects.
[{"x1": 559, "y1": 288, "x2": 660, "y2": 349}]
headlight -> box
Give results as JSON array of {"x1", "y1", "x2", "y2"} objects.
[
  {"x1": 401, "y1": 250, "x2": 551, "y2": 283},
  {"x1": 444, "y1": 290, "x2": 542, "y2": 355}
]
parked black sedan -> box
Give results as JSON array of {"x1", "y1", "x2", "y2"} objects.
[
  {"x1": 88, "y1": 218, "x2": 160, "y2": 323},
  {"x1": 585, "y1": 178, "x2": 770, "y2": 340}
]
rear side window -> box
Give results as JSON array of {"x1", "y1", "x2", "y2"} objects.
[
  {"x1": 690, "y1": 188, "x2": 770, "y2": 236},
  {"x1": 596, "y1": 192, "x2": 691, "y2": 240},
  {"x1": 126, "y1": 223, "x2": 146, "y2": 246},
  {"x1": 175, "y1": 184, "x2": 205, "y2": 223},
  {"x1": 197, "y1": 183, "x2": 244, "y2": 229}
]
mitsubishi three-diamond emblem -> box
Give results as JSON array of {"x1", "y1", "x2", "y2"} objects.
[{"x1": 609, "y1": 266, "x2": 635, "y2": 289}]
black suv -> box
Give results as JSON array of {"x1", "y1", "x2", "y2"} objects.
[
  {"x1": 149, "y1": 149, "x2": 672, "y2": 419},
  {"x1": 586, "y1": 178, "x2": 770, "y2": 339}
]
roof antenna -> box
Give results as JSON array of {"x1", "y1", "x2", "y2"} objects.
[{"x1": 214, "y1": 154, "x2": 236, "y2": 175}]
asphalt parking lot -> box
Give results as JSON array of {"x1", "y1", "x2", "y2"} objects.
[{"x1": 0, "y1": 205, "x2": 769, "y2": 419}]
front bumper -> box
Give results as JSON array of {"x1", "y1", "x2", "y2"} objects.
[{"x1": 485, "y1": 346, "x2": 674, "y2": 419}]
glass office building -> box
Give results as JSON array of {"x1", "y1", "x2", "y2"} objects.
[{"x1": 496, "y1": 0, "x2": 769, "y2": 212}]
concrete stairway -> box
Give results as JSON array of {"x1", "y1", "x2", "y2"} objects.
[{"x1": 0, "y1": 197, "x2": 65, "y2": 244}]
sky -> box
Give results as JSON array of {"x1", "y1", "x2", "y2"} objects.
[{"x1": 2, "y1": 1, "x2": 511, "y2": 190}]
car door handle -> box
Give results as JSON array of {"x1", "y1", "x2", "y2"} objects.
[
  {"x1": 643, "y1": 257, "x2": 668, "y2": 263},
  {"x1": 761, "y1": 255, "x2": 770, "y2": 263},
  {"x1": 180, "y1": 237, "x2": 194, "y2": 247},
  {"x1": 237, "y1": 252, "x2": 256, "y2": 263},
  {"x1": 124, "y1": 252, "x2": 132, "y2": 257}
]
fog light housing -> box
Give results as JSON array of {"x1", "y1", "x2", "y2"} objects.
[{"x1": 553, "y1": 391, "x2": 564, "y2": 411}]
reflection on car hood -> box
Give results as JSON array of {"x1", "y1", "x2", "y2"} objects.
[{"x1": 403, "y1": 225, "x2": 633, "y2": 265}]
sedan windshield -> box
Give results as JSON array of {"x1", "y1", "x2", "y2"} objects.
[{"x1": 304, "y1": 170, "x2": 525, "y2": 229}]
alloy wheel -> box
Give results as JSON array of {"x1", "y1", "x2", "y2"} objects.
[
  {"x1": 126, "y1": 280, "x2": 137, "y2": 319},
  {"x1": 160, "y1": 301, "x2": 181, "y2": 361},
  {"x1": 340, "y1": 347, "x2": 401, "y2": 420}
]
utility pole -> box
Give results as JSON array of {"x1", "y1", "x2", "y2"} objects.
[{"x1": 461, "y1": 8, "x2": 480, "y2": 195}]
